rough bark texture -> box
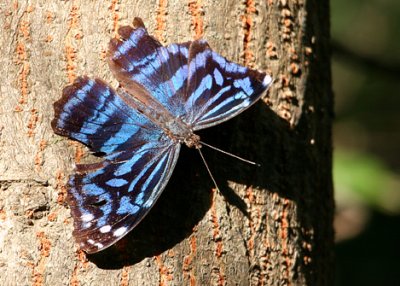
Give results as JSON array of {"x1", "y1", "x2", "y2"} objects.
[{"x1": 0, "y1": 0, "x2": 333, "y2": 285}]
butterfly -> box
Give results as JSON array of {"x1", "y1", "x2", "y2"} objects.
[{"x1": 52, "y1": 17, "x2": 272, "y2": 253}]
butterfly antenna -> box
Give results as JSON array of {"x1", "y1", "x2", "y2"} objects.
[
  {"x1": 197, "y1": 148, "x2": 220, "y2": 191},
  {"x1": 199, "y1": 141, "x2": 260, "y2": 166}
]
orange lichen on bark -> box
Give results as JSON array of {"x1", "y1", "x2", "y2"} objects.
[
  {"x1": 280, "y1": 7, "x2": 293, "y2": 41},
  {"x1": 47, "y1": 211, "x2": 58, "y2": 222},
  {"x1": 155, "y1": 0, "x2": 168, "y2": 43},
  {"x1": 241, "y1": 0, "x2": 256, "y2": 66},
  {"x1": 280, "y1": 198, "x2": 291, "y2": 283},
  {"x1": 15, "y1": 18, "x2": 31, "y2": 110},
  {"x1": 32, "y1": 232, "x2": 51, "y2": 286},
  {"x1": 37, "y1": 232, "x2": 51, "y2": 257},
  {"x1": 209, "y1": 189, "x2": 226, "y2": 286},
  {"x1": 45, "y1": 10, "x2": 54, "y2": 24},
  {"x1": 280, "y1": 74, "x2": 290, "y2": 88},
  {"x1": 120, "y1": 266, "x2": 130, "y2": 286},
  {"x1": 15, "y1": 42, "x2": 27, "y2": 62},
  {"x1": 245, "y1": 185, "x2": 255, "y2": 204},
  {"x1": 70, "y1": 265, "x2": 79, "y2": 286},
  {"x1": 70, "y1": 249, "x2": 89, "y2": 284},
  {"x1": 167, "y1": 249, "x2": 175, "y2": 258},
  {"x1": 65, "y1": 44, "x2": 77, "y2": 84},
  {"x1": 16, "y1": 62, "x2": 30, "y2": 106},
  {"x1": 65, "y1": 2, "x2": 81, "y2": 83},
  {"x1": 27, "y1": 108, "x2": 39, "y2": 137},
  {"x1": 55, "y1": 170, "x2": 67, "y2": 204},
  {"x1": 45, "y1": 35, "x2": 53, "y2": 43},
  {"x1": 266, "y1": 41, "x2": 278, "y2": 59},
  {"x1": 44, "y1": 11, "x2": 54, "y2": 45},
  {"x1": 155, "y1": 255, "x2": 173, "y2": 286},
  {"x1": 38, "y1": 136, "x2": 46, "y2": 150},
  {"x1": 25, "y1": 209, "x2": 34, "y2": 219},
  {"x1": 67, "y1": 4, "x2": 80, "y2": 29},
  {"x1": 183, "y1": 233, "x2": 197, "y2": 286},
  {"x1": 78, "y1": 249, "x2": 89, "y2": 268},
  {"x1": 245, "y1": 186, "x2": 263, "y2": 259},
  {"x1": 34, "y1": 139, "x2": 47, "y2": 171},
  {"x1": 19, "y1": 20, "x2": 31, "y2": 39},
  {"x1": 71, "y1": 250, "x2": 89, "y2": 286},
  {"x1": 0, "y1": 209, "x2": 6, "y2": 221},
  {"x1": 100, "y1": 48, "x2": 107, "y2": 60},
  {"x1": 72, "y1": 141, "x2": 84, "y2": 163},
  {"x1": 26, "y1": 5, "x2": 34, "y2": 13},
  {"x1": 210, "y1": 190, "x2": 222, "y2": 257},
  {"x1": 109, "y1": 0, "x2": 120, "y2": 36},
  {"x1": 245, "y1": 187, "x2": 255, "y2": 252},
  {"x1": 188, "y1": 0, "x2": 204, "y2": 39},
  {"x1": 290, "y1": 62, "x2": 300, "y2": 75}
]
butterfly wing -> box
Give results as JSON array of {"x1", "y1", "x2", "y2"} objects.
[
  {"x1": 183, "y1": 40, "x2": 272, "y2": 130},
  {"x1": 107, "y1": 18, "x2": 272, "y2": 131},
  {"x1": 68, "y1": 143, "x2": 180, "y2": 253},
  {"x1": 108, "y1": 17, "x2": 191, "y2": 118},
  {"x1": 52, "y1": 77, "x2": 180, "y2": 253}
]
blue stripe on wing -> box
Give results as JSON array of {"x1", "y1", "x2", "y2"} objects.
[
  {"x1": 67, "y1": 140, "x2": 180, "y2": 254},
  {"x1": 107, "y1": 18, "x2": 191, "y2": 118},
  {"x1": 183, "y1": 40, "x2": 273, "y2": 130}
]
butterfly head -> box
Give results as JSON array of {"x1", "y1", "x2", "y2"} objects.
[{"x1": 183, "y1": 133, "x2": 201, "y2": 149}]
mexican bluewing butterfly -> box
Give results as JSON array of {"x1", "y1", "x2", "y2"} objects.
[{"x1": 52, "y1": 17, "x2": 272, "y2": 253}]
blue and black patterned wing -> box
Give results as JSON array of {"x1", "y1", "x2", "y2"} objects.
[
  {"x1": 67, "y1": 142, "x2": 180, "y2": 253},
  {"x1": 52, "y1": 76, "x2": 162, "y2": 155},
  {"x1": 183, "y1": 40, "x2": 272, "y2": 130},
  {"x1": 52, "y1": 77, "x2": 180, "y2": 253},
  {"x1": 108, "y1": 17, "x2": 191, "y2": 118},
  {"x1": 107, "y1": 18, "x2": 271, "y2": 130}
]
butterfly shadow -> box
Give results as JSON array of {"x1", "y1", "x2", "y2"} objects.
[{"x1": 87, "y1": 102, "x2": 294, "y2": 269}]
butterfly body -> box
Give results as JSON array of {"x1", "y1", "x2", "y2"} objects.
[
  {"x1": 52, "y1": 17, "x2": 272, "y2": 253},
  {"x1": 116, "y1": 88, "x2": 199, "y2": 148}
]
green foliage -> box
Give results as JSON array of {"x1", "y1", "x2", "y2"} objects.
[{"x1": 334, "y1": 149, "x2": 400, "y2": 214}]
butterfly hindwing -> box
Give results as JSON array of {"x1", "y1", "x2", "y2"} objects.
[
  {"x1": 53, "y1": 77, "x2": 181, "y2": 253},
  {"x1": 184, "y1": 40, "x2": 272, "y2": 130},
  {"x1": 68, "y1": 143, "x2": 180, "y2": 253}
]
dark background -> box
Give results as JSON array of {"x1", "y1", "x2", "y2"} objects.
[{"x1": 331, "y1": 0, "x2": 400, "y2": 284}]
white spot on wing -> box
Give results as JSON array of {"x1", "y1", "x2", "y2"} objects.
[
  {"x1": 83, "y1": 222, "x2": 92, "y2": 229},
  {"x1": 88, "y1": 239, "x2": 95, "y2": 245},
  {"x1": 99, "y1": 225, "x2": 111, "y2": 233},
  {"x1": 81, "y1": 213, "x2": 94, "y2": 222},
  {"x1": 263, "y1": 74, "x2": 272, "y2": 87},
  {"x1": 114, "y1": 226, "x2": 127, "y2": 237}
]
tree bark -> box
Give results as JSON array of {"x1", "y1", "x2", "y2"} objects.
[{"x1": 0, "y1": 0, "x2": 334, "y2": 285}]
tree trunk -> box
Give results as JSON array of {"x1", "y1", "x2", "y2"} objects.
[{"x1": 0, "y1": 0, "x2": 334, "y2": 285}]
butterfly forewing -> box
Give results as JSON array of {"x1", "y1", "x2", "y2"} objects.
[
  {"x1": 52, "y1": 77, "x2": 163, "y2": 155},
  {"x1": 184, "y1": 40, "x2": 272, "y2": 129},
  {"x1": 108, "y1": 18, "x2": 191, "y2": 118}
]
